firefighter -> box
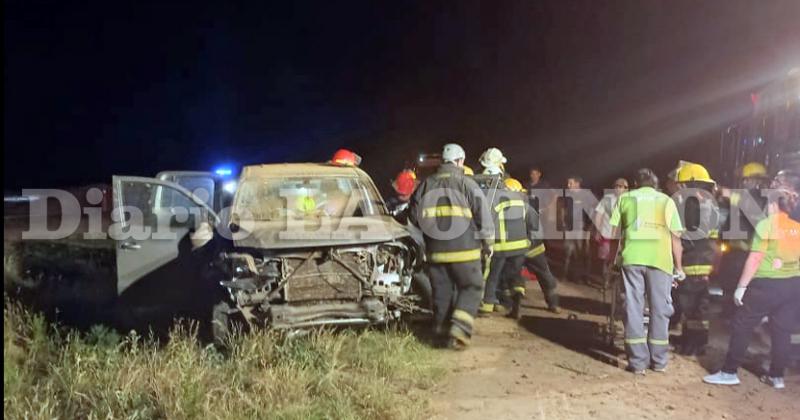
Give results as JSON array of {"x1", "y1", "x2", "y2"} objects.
[
  {"x1": 387, "y1": 169, "x2": 417, "y2": 224},
  {"x1": 409, "y1": 143, "x2": 492, "y2": 349},
  {"x1": 496, "y1": 177, "x2": 555, "y2": 319},
  {"x1": 472, "y1": 161, "x2": 533, "y2": 319},
  {"x1": 672, "y1": 162, "x2": 721, "y2": 356},
  {"x1": 479, "y1": 147, "x2": 507, "y2": 175},
  {"x1": 715, "y1": 162, "x2": 770, "y2": 317}
]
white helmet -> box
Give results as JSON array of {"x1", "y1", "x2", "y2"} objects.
[
  {"x1": 479, "y1": 147, "x2": 507, "y2": 169},
  {"x1": 442, "y1": 143, "x2": 466, "y2": 163}
]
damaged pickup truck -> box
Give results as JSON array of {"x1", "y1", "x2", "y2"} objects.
[
  {"x1": 12, "y1": 163, "x2": 431, "y2": 343},
  {"x1": 215, "y1": 163, "x2": 429, "y2": 340}
]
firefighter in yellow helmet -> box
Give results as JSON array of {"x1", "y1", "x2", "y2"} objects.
[
  {"x1": 740, "y1": 162, "x2": 769, "y2": 189},
  {"x1": 497, "y1": 177, "x2": 562, "y2": 314},
  {"x1": 500, "y1": 177, "x2": 561, "y2": 317},
  {"x1": 672, "y1": 161, "x2": 721, "y2": 355},
  {"x1": 715, "y1": 161, "x2": 770, "y2": 317}
]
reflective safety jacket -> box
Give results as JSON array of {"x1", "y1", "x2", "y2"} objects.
[
  {"x1": 409, "y1": 163, "x2": 492, "y2": 263},
  {"x1": 473, "y1": 174, "x2": 541, "y2": 257},
  {"x1": 720, "y1": 188, "x2": 768, "y2": 251},
  {"x1": 674, "y1": 189, "x2": 721, "y2": 276}
]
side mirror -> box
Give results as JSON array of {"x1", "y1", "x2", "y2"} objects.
[{"x1": 229, "y1": 212, "x2": 241, "y2": 233}]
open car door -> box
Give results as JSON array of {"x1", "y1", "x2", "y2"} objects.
[
  {"x1": 154, "y1": 171, "x2": 223, "y2": 212},
  {"x1": 112, "y1": 176, "x2": 220, "y2": 295}
]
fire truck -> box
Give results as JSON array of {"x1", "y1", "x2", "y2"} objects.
[{"x1": 719, "y1": 68, "x2": 800, "y2": 183}]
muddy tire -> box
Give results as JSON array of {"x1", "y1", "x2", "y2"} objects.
[
  {"x1": 212, "y1": 301, "x2": 235, "y2": 349},
  {"x1": 411, "y1": 271, "x2": 433, "y2": 312}
]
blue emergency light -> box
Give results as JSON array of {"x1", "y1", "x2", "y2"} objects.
[{"x1": 214, "y1": 167, "x2": 233, "y2": 177}]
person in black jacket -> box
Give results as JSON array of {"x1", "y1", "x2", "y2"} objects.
[
  {"x1": 671, "y1": 162, "x2": 721, "y2": 355},
  {"x1": 409, "y1": 143, "x2": 493, "y2": 350}
]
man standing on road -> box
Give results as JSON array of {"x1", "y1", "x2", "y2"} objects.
[
  {"x1": 610, "y1": 168, "x2": 685, "y2": 374},
  {"x1": 593, "y1": 178, "x2": 629, "y2": 278},
  {"x1": 528, "y1": 167, "x2": 557, "y2": 238},
  {"x1": 560, "y1": 175, "x2": 592, "y2": 282},
  {"x1": 409, "y1": 143, "x2": 492, "y2": 350}
]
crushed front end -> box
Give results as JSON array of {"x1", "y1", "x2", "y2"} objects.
[{"x1": 220, "y1": 239, "x2": 426, "y2": 330}]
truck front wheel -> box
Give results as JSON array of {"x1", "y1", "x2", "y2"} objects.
[{"x1": 212, "y1": 301, "x2": 243, "y2": 350}]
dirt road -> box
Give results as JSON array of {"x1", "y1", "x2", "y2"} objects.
[{"x1": 430, "y1": 281, "x2": 799, "y2": 420}]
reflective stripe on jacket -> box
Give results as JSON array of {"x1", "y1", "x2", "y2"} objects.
[
  {"x1": 409, "y1": 163, "x2": 492, "y2": 263},
  {"x1": 474, "y1": 174, "x2": 541, "y2": 257},
  {"x1": 675, "y1": 190, "x2": 721, "y2": 276}
]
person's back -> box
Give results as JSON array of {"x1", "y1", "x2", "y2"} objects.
[
  {"x1": 613, "y1": 185, "x2": 682, "y2": 274},
  {"x1": 410, "y1": 162, "x2": 489, "y2": 262},
  {"x1": 610, "y1": 168, "x2": 684, "y2": 375},
  {"x1": 408, "y1": 143, "x2": 491, "y2": 350}
]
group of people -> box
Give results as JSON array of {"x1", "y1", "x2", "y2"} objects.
[{"x1": 383, "y1": 142, "x2": 799, "y2": 390}]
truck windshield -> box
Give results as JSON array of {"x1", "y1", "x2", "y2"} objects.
[{"x1": 234, "y1": 176, "x2": 387, "y2": 221}]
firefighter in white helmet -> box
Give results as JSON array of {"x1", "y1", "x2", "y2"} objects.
[
  {"x1": 479, "y1": 147, "x2": 507, "y2": 175},
  {"x1": 409, "y1": 143, "x2": 492, "y2": 349}
]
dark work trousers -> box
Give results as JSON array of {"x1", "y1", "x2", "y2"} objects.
[
  {"x1": 484, "y1": 255, "x2": 523, "y2": 305},
  {"x1": 676, "y1": 276, "x2": 711, "y2": 355},
  {"x1": 563, "y1": 237, "x2": 588, "y2": 282},
  {"x1": 495, "y1": 255, "x2": 526, "y2": 307},
  {"x1": 483, "y1": 255, "x2": 507, "y2": 305},
  {"x1": 524, "y1": 254, "x2": 560, "y2": 309},
  {"x1": 722, "y1": 277, "x2": 800, "y2": 377},
  {"x1": 427, "y1": 260, "x2": 484, "y2": 343},
  {"x1": 715, "y1": 249, "x2": 748, "y2": 318}
]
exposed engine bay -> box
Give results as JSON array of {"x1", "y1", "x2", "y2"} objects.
[{"x1": 219, "y1": 240, "x2": 427, "y2": 330}]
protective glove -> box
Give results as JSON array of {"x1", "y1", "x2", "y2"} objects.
[
  {"x1": 733, "y1": 287, "x2": 747, "y2": 307},
  {"x1": 674, "y1": 269, "x2": 686, "y2": 282},
  {"x1": 481, "y1": 241, "x2": 494, "y2": 259}
]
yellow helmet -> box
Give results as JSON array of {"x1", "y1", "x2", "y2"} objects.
[
  {"x1": 462, "y1": 165, "x2": 474, "y2": 176},
  {"x1": 676, "y1": 162, "x2": 714, "y2": 184},
  {"x1": 741, "y1": 162, "x2": 767, "y2": 179},
  {"x1": 504, "y1": 177, "x2": 524, "y2": 192}
]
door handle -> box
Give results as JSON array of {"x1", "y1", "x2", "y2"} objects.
[{"x1": 121, "y1": 241, "x2": 141, "y2": 250}]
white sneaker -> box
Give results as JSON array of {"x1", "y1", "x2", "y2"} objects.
[
  {"x1": 761, "y1": 376, "x2": 785, "y2": 389},
  {"x1": 703, "y1": 371, "x2": 741, "y2": 385}
]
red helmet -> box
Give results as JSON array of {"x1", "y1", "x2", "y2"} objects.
[
  {"x1": 330, "y1": 149, "x2": 362, "y2": 167},
  {"x1": 392, "y1": 170, "x2": 417, "y2": 196}
]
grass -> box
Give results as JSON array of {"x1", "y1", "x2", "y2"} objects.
[
  {"x1": 4, "y1": 302, "x2": 445, "y2": 420},
  {"x1": 3, "y1": 238, "x2": 446, "y2": 419}
]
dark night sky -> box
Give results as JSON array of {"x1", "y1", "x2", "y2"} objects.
[{"x1": 5, "y1": 1, "x2": 800, "y2": 192}]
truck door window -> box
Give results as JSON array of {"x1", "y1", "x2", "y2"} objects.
[{"x1": 118, "y1": 181, "x2": 205, "y2": 232}]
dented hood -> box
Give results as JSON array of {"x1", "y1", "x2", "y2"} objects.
[{"x1": 232, "y1": 216, "x2": 410, "y2": 249}]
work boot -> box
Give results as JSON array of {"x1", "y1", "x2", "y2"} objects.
[
  {"x1": 508, "y1": 292, "x2": 522, "y2": 320},
  {"x1": 478, "y1": 302, "x2": 494, "y2": 316},
  {"x1": 447, "y1": 337, "x2": 469, "y2": 351},
  {"x1": 548, "y1": 305, "x2": 562, "y2": 314},
  {"x1": 448, "y1": 328, "x2": 471, "y2": 351},
  {"x1": 493, "y1": 304, "x2": 507, "y2": 313}
]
